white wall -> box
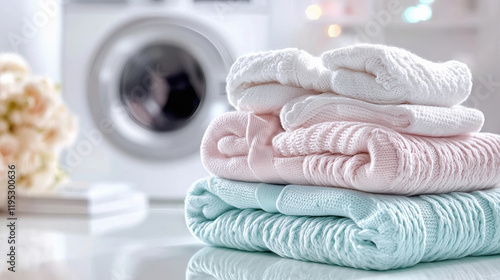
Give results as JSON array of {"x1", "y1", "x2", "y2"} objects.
[{"x1": 0, "y1": 1, "x2": 62, "y2": 82}]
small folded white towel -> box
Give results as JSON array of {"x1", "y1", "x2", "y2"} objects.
[
  {"x1": 227, "y1": 44, "x2": 471, "y2": 109},
  {"x1": 281, "y1": 93, "x2": 484, "y2": 137},
  {"x1": 321, "y1": 44, "x2": 472, "y2": 107}
]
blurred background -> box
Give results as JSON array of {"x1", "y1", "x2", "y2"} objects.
[
  {"x1": 0, "y1": 0, "x2": 499, "y2": 200},
  {"x1": 2, "y1": 1, "x2": 500, "y2": 278}
]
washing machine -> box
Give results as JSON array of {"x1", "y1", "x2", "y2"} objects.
[{"x1": 62, "y1": 0, "x2": 269, "y2": 199}]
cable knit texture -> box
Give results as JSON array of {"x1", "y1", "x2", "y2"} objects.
[
  {"x1": 281, "y1": 93, "x2": 484, "y2": 137},
  {"x1": 201, "y1": 111, "x2": 500, "y2": 195},
  {"x1": 187, "y1": 247, "x2": 500, "y2": 279},
  {"x1": 321, "y1": 44, "x2": 472, "y2": 106},
  {"x1": 185, "y1": 177, "x2": 500, "y2": 270},
  {"x1": 227, "y1": 44, "x2": 472, "y2": 109}
]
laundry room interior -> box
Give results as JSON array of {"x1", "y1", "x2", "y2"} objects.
[{"x1": 1, "y1": 0, "x2": 500, "y2": 279}]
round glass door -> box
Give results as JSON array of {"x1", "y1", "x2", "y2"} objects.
[
  {"x1": 87, "y1": 16, "x2": 233, "y2": 159},
  {"x1": 120, "y1": 44, "x2": 206, "y2": 132}
]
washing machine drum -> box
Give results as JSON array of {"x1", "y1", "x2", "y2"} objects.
[{"x1": 88, "y1": 16, "x2": 233, "y2": 159}]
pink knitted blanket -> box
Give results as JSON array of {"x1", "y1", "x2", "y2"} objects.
[{"x1": 201, "y1": 111, "x2": 500, "y2": 195}]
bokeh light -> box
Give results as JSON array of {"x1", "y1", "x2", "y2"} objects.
[
  {"x1": 327, "y1": 24, "x2": 342, "y2": 38},
  {"x1": 305, "y1": 4, "x2": 322, "y2": 20},
  {"x1": 403, "y1": 4, "x2": 432, "y2": 23}
]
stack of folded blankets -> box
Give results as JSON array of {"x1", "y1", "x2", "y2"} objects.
[{"x1": 185, "y1": 44, "x2": 500, "y2": 270}]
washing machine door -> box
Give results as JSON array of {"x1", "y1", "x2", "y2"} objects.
[{"x1": 88, "y1": 15, "x2": 233, "y2": 159}]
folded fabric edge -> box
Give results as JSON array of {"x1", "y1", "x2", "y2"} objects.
[
  {"x1": 279, "y1": 93, "x2": 485, "y2": 137},
  {"x1": 320, "y1": 44, "x2": 472, "y2": 107}
]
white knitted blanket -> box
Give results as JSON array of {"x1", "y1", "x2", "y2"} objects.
[
  {"x1": 227, "y1": 44, "x2": 472, "y2": 109},
  {"x1": 280, "y1": 93, "x2": 484, "y2": 137}
]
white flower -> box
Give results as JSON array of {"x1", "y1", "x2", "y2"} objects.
[
  {"x1": 13, "y1": 126, "x2": 45, "y2": 151},
  {"x1": 0, "y1": 133, "x2": 18, "y2": 165},
  {"x1": 0, "y1": 53, "x2": 77, "y2": 194},
  {"x1": 15, "y1": 150, "x2": 43, "y2": 176},
  {"x1": 0, "y1": 53, "x2": 30, "y2": 75},
  {"x1": 0, "y1": 119, "x2": 9, "y2": 133},
  {"x1": 0, "y1": 73, "x2": 20, "y2": 99},
  {"x1": 25, "y1": 79, "x2": 56, "y2": 117},
  {"x1": 22, "y1": 166, "x2": 57, "y2": 192}
]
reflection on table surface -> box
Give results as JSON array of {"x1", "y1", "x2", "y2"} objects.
[
  {"x1": 187, "y1": 247, "x2": 500, "y2": 280},
  {"x1": 1, "y1": 206, "x2": 499, "y2": 280},
  {"x1": 8, "y1": 245, "x2": 497, "y2": 280}
]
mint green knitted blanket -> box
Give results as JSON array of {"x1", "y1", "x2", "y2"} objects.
[{"x1": 185, "y1": 177, "x2": 500, "y2": 270}]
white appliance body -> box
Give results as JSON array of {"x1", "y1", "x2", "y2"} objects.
[{"x1": 62, "y1": 0, "x2": 269, "y2": 199}]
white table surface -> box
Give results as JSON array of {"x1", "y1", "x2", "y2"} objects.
[{"x1": 1, "y1": 203, "x2": 499, "y2": 280}]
